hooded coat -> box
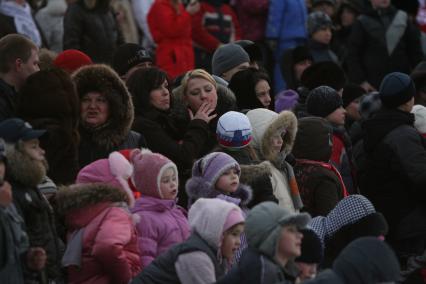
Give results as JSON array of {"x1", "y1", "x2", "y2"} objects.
[
  {"x1": 309, "y1": 195, "x2": 388, "y2": 268},
  {"x1": 63, "y1": 0, "x2": 123, "y2": 63},
  {"x1": 55, "y1": 184, "x2": 141, "y2": 284},
  {"x1": 246, "y1": 109, "x2": 303, "y2": 212},
  {"x1": 73, "y1": 64, "x2": 145, "y2": 169},
  {"x1": 35, "y1": 0, "x2": 67, "y2": 52},
  {"x1": 217, "y1": 202, "x2": 310, "y2": 284},
  {"x1": 18, "y1": 68, "x2": 80, "y2": 185},
  {"x1": 292, "y1": 117, "x2": 346, "y2": 217},
  {"x1": 6, "y1": 143, "x2": 63, "y2": 282},
  {"x1": 360, "y1": 108, "x2": 426, "y2": 250},
  {"x1": 131, "y1": 198, "x2": 241, "y2": 284}
]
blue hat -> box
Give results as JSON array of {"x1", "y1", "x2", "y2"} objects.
[
  {"x1": 379, "y1": 72, "x2": 415, "y2": 108},
  {"x1": 0, "y1": 118, "x2": 46, "y2": 143}
]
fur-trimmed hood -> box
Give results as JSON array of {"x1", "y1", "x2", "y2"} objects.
[
  {"x1": 6, "y1": 144, "x2": 47, "y2": 187},
  {"x1": 73, "y1": 64, "x2": 135, "y2": 149},
  {"x1": 55, "y1": 183, "x2": 128, "y2": 215},
  {"x1": 239, "y1": 163, "x2": 271, "y2": 185},
  {"x1": 186, "y1": 179, "x2": 252, "y2": 207},
  {"x1": 246, "y1": 109, "x2": 297, "y2": 161}
]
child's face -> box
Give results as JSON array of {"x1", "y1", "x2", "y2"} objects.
[
  {"x1": 22, "y1": 139, "x2": 45, "y2": 162},
  {"x1": 277, "y1": 225, "x2": 303, "y2": 261},
  {"x1": 160, "y1": 167, "x2": 178, "y2": 200},
  {"x1": 215, "y1": 167, "x2": 239, "y2": 194},
  {"x1": 221, "y1": 223, "x2": 244, "y2": 261},
  {"x1": 296, "y1": 262, "x2": 318, "y2": 281},
  {"x1": 270, "y1": 130, "x2": 285, "y2": 155},
  {"x1": 312, "y1": 27, "x2": 332, "y2": 45},
  {"x1": 326, "y1": 106, "x2": 346, "y2": 125}
]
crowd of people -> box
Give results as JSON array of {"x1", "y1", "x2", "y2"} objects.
[{"x1": 1, "y1": 0, "x2": 426, "y2": 283}]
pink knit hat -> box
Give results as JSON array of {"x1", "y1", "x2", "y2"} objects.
[
  {"x1": 131, "y1": 149, "x2": 178, "y2": 199},
  {"x1": 76, "y1": 152, "x2": 135, "y2": 207},
  {"x1": 223, "y1": 208, "x2": 245, "y2": 233}
]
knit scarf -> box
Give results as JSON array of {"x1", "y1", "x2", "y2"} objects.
[
  {"x1": 296, "y1": 159, "x2": 349, "y2": 197},
  {"x1": 282, "y1": 160, "x2": 304, "y2": 210},
  {"x1": 0, "y1": 1, "x2": 41, "y2": 47}
]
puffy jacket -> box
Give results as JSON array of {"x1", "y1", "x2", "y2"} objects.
[
  {"x1": 56, "y1": 184, "x2": 141, "y2": 284},
  {"x1": 131, "y1": 196, "x2": 190, "y2": 268}
]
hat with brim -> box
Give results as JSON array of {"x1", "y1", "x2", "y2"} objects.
[{"x1": 0, "y1": 118, "x2": 46, "y2": 143}]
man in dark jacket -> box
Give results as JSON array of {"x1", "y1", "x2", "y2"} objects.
[
  {"x1": 0, "y1": 34, "x2": 39, "y2": 122},
  {"x1": 360, "y1": 72, "x2": 426, "y2": 264},
  {"x1": 347, "y1": 0, "x2": 423, "y2": 91}
]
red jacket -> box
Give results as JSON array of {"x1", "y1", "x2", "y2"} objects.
[
  {"x1": 191, "y1": 2, "x2": 242, "y2": 52},
  {"x1": 148, "y1": 0, "x2": 194, "y2": 78}
]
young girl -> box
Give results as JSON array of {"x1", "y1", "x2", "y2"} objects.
[
  {"x1": 186, "y1": 151, "x2": 252, "y2": 262},
  {"x1": 131, "y1": 198, "x2": 245, "y2": 284},
  {"x1": 131, "y1": 149, "x2": 190, "y2": 268}
]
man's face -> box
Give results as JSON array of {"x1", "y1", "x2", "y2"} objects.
[{"x1": 16, "y1": 48, "x2": 40, "y2": 86}]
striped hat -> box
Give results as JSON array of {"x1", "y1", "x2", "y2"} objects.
[{"x1": 216, "y1": 111, "x2": 252, "y2": 149}]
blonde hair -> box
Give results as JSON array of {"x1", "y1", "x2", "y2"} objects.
[{"x1": 181, "y1": 69, "x2": 217, "y2": 95}]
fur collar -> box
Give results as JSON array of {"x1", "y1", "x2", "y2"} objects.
[
  {"x1": 261, "y1": 111, "x2": 297, "y2": 162},
  {"x1": 73, "y1": 64, "x2": 134, "y2": 149},
  {"x1": 186, "y1": 177, "x2": 252, "y2": 207},
  {"x1": 55, "y1": 183, "x2": 128, "y2": 215},
  {"x1": 239, "y1": 163, "x2": 271, "y2": 185},
  {"x1": 6, "y1": 144, "x2": 46, "y2": 187}
]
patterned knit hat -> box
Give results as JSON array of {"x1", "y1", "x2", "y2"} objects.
[
  {"x1": 307, "y1": 86, "x2": 343, "y2": 117},
  {"x1": 186, "y1": 152, "x2": 240, "y2": 196},
  {"x1": 131, "y1": 149, "x2": 178, "y2": 199},
  {"x1": 359, "y1": 91, "x2": 382, "y2": 119},
  {"x1": 307, "y1": 11, "x2": 334, "y2": 36},
  {"x1": 112, "y1": 43, "x2": 153, "y2": 76},
  {"x1": 76, "y1": 151, "x2": 135, "y2": 207},
  {"x1": 216, "y1": 111, "x2": 252, "y2": 149}
]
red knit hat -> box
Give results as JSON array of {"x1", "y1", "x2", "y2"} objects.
[{"x1": 54, "y1": 49, "x2": 93, "y2": 74}]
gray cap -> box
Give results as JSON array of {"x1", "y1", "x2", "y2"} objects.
[{"x1": 212, "y1": 43, "x2": 250, "y2": 76}]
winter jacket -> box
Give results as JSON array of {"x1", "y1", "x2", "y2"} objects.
[
  {"x1": 132, "y1": 0, "x2": 155, "y2": 50},
  {"x1": 131, "y1": 196, "x2": 190, "y2": 268},
  {"x1": 131, "y1": 198, "x2": 240, "y2": 284},
  {"x1": 246, "y1": 109, "x2": 303, "y2": 212},
  {"x1": 347, "y1": 5, "x2": 423, "y2": 89},
  {"x1": 308, "y1": 39, "x2": 339, "y2": 64},
  {"x1": 233, "y1": 0, "x2": 268, "y2": 42},
  {"x1": 56, "y1": 184, "x2": 141, "y2": 284},
  {"x1": 111, "y1": 0, "x2": 139, "y2": 44},
  {"x1": 0, "y1": 78, "x2": 17, "y2": 122},
  {"x1": 360, "y1": 108, "x2": 426, "y2": 247},
  {"x1": 292, "y1": 117, "x2": 346, "y2": 217},
  {"x1": 18, "y1": 69, "x2": 80, "y2": 185},
  {"x1": 35, "y1": 0, "x2": 67, "y2": 53},
  {"x1": 0, "y1": 205, "x2": 28, "y2": 284},
  {"x1": 73, "y1": 64, "x2": 146, "y2": 169},
  {"x1": 132, "y1": 108, "x2": 211, "y2": 171},
  {"x1": 147, "y1": 0, "x2": 194, "y2": 78},
  {"x1": 63, "y1": 0, "x2": 123, "y2": 63},
  {"x1": 309, "y1": 195, "x2": 388, "y2": 268},
  {"x1": 0, "y1": 13, "x2": 16, "y2": 39}
]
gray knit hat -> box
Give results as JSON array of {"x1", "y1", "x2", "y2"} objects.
[
  {"x1": 212, "y1": 43, "x2": 250, "y2": 76},
  {"x1": 307, "y1": 86, "x2": 343, "y2": 117},
  {"x1": 307, "y1": 11, "x2": 333, "y2": 36}
]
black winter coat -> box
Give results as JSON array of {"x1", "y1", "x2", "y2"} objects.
[
  {"x1": 347, "y1": 6, "x2": 422, "y2": 89},
  {"x1": 360, "y1": 108, "x2": 426, "y2": 244},
  {"x1": 0, "y1": 78, "x2": 17, "y2": 122},
  {"x1": 63, "y1": 0, "x2": 122, "y2": 63}
]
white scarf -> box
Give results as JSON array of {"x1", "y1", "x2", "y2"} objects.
[{"x1": 0, "y1": 1, "x2": 41, "y2": 47}]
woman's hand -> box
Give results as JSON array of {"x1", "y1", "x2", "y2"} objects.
[{"x1": 189, "y1": 102, "x2": 217, "y2": 123}]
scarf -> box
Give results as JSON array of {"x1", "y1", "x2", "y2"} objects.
[
  {"x1": 296, "y1": 158, "x2": 349, "y2": 198},
  {"x1": 0, "y1": 1, "x2": 41, "y2": 47}
]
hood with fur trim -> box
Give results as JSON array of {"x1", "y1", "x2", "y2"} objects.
[
  {"x1": 73, "y1": 64, "x2": 134, "y2": 149},
  {"x1": 55, "y1": 183, "x2": 128, "y2": 215},
  {"x1": 246, "y1": 109, "x2": 297, "y2": 161},
  {"x1": 6, "y1": 143, "x2": 47, "y2": 187},
  {"x1": 186, "y1": 180, "x2": 252, "y2": 207}
]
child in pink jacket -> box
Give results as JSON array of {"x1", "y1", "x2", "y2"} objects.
[{"x1": 131, "y1": 149, "x2": 190, "y2": 268}]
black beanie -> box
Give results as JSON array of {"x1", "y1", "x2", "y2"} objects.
[
  {"x1": 300, "y1": 61, "x2": 346, "y2": 91},
  {"x1": 342, "y1": 83, "x2": 366, "y2": 108},
  {"x1": 307, "y1": 86, "x2": 343, "y2": 117},
  {"x1": 379, "y1": 72, "x2": 415, "y2": 108},
  {"x1": 112, "y1": 43, "x2": 153, "y2": 76},
  {"x1": 296, "y1": 228, "x2": 324, "y2": 264}
]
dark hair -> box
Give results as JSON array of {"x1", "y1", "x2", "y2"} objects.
[
  {"x1": 126, "y1": 67, "x2": 169, "y2": 113},
  {"x1": 228, "y1": 68, "x2": 271, "y2": 111},
  {"x1": 0, "y1": 34, "x2": 38, "y2": 73}
]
